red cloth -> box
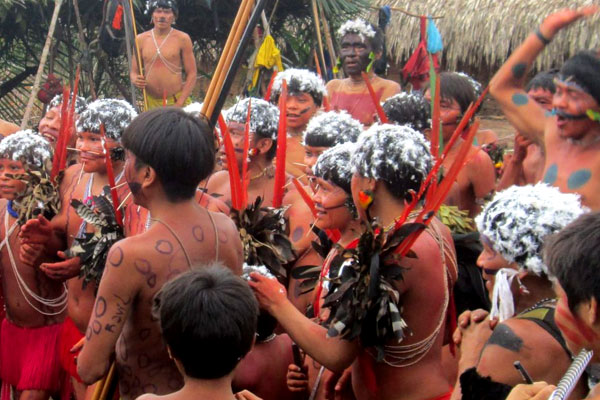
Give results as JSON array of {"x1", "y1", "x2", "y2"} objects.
[
  {"x1": 59, "y1": 316, "x2": 84, "y2": 383},
  {"x1": 0, "y1": 318, "x2": 63, "y2": 392},
  {"x1": 401, "y1": 17, "x2": 440, "y2": 90}
]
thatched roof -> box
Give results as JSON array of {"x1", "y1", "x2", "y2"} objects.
[{"x1": 369, "y1": 0, "x2": 600, "y2": 73}]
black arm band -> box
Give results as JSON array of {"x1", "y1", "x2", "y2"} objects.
[{"x1": 535, "y1": 28, "x2": 551, "y2": 45}]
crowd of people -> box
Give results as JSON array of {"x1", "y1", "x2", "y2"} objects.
[{"x1": 0, "y1": 2, "x2": 599, "y2": 400}]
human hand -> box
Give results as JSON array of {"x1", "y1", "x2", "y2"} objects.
[
  {"x1": 453, "y1": 309, "x2": 498, "y2": 370},
  {"x1": 324, "y1": 367, "x2": 352, "y2": 400},
  {"x1": 453, "y1": 309, "x2": 497, "y2": 346},
  {"x1": 234, "y1": 390, "x2": 263, "y2": 400},
  {"x1": 132, "y1": 74, "x2": 147, "y2": 89},
  {"x1": 20, "y1": 243, "x2": 44, "y2": 267},
  {"x1": 247, "y1": 272, "x2": 288, "y2": 314},
  {"x1": 512, "y1": 133, "x2": 532, "y2": 163},
  {"x1": 40, "y1": 252, "x2": 81, "y2": 280},
  {"x1": 506, "y1": 382, "x2": 555, "y2": 400},
  {"x1": 287, "y1": 364, "x2": 309, "y2": 393},
  {"x1": 19, "y1": 215, "x2": 53, "y2": 245},
  {"x1": 540, "y1": 6, "x2": 598, "y2": 38}
]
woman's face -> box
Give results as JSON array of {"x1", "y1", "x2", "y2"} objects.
[{"x1": 311, "y1": 177, "x2": 352, "y2": 230}]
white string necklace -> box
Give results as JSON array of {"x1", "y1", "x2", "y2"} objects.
[
  {"x1": 4, "y1": 211, "x2": 68, "y2": 316},
  {"x1": 146, "y1": 28, "x2": 182, "y2": 77}
]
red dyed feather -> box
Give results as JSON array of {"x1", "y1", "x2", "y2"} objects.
[
  {"x1": 218, "y1": 113, "x2": 242, "y2": 210},
  {"x1": 51, "y1": 85, "x2": 70, "y2": 182},
  {"x1": 264, "y1": 71, "x2": 278, "y2": 102},
  {"x1": 100, "y1": 124, "x2": 123, "y2": 226},
  {"x1": 241, "y1": 99, "x2": 251, "y2": 209},
  {"x1": 272, "y1": 80, "x2": 288, "y2": 208},
  {"x1": 291, "y1": 178, "x2": 317, "y2": 218},
  {"x1": 361, "y1": 72, "x2": 388, "y2": 124},
  {"x1": 60, "y1": 67, "x2": 81, "y2": 171},
  {"x1": 430, "y1": 73, "x2": 441, "y2": 159}
]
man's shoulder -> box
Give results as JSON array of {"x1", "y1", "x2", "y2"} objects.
[{"x1": 326, "y1": 79, "x2": 343, "y2": 92}]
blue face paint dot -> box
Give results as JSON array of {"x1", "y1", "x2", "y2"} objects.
[
  {"x1": 543, "y1": 163, "x2": 558, "y2": 185},
  {"x1": 567, "y1": 169, "x2": 591, "y2": 190},
  {"x1": 512, "y1": 93, "x2": 529, "y2": 106},
  {"x1": 545, "y1": 110, "x2": 554, "y2": 117}
]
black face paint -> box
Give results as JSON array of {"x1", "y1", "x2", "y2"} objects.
[
  {"x1": 321, "y1": 202, "x2": 347, "y2": 211},
  {"x1": 552, "y1": 109, "x2": 588, "y2": 120},
  {"x1": 483, "y1": 268, "x2": 500, "y2": 276}
]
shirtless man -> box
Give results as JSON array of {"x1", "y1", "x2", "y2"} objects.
[
  {"x1": 77, "y1": 108, "x2": 243, "y2": 398},
  {"x1": 270, "y1": 68, "x2": 326, "y2": 180},
  {"x1": 452, "y1": 184, "x2": 586, "y2": 400},
  {"x1": 0, "y1": 117, "x2": 19, "y2": 136},
  {"x1": 489, "y1": 7, "x2": 600, "y2": 209},
  {"x1": 19, "y1": 98, "x2": 137, "y2": 400},
  {"x1": 327, "y1": 18, "x2": 401, "y2": 126},
  {"x1": 131, "y1": 0, "x2": 196, "y2": 109},
  {"x1": 497, "y1": 71, "x2": 556, "y2": 190},
  {"x1": 425, "y1": 72, "x2": 496, "y2": 217},
  {"x1": 251, "y1": 124, "x2": 458, "y2": 400},
  {"x1": 207, "y1": 98, "x2": 286, "y2": 208},
  {"x1": 0, "y1": 132, "x2": 67, "y2": 400}
]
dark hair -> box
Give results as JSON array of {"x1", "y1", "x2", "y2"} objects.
[
  {"x1": 154, "y1": 266, "x2": 258, "y2": 380},
  {"x1": 122, "y1": 107, "x2": 215, "y2": 202},
  {"x1": 352, "y1": 124, "x2": 432, "y2": 201},
  {"x1": 256, "y1": 309, "x2": 277, "y2": 341},
  {"x1": 270, "y1": 69, "x2": 326, "y2": 107},
  {"x1": 544, "y1": 212, "x2": 600, "y2": 311},
  {"x1": 303, "y1": 111, "x2": 363, "y2": 148},
  {"x1": 439, "y1": 72, "x2": 477, "y2": 114},
  {"x1": 558, "y1": 50, "x2": 600, "y2": 105},
  {"x1": 382, "y1": 93, "x2": 431, "y2": 132},
  {"x1": 525, "y1": 70, "x2": 558, "y2": 94},
  {"x1": 339, "y1": 20, "x2": 384, "y2": 53}
]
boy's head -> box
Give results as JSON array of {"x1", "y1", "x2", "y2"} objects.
[
  {"x1": 544, "y1": 212, "x2": 600, "y2": 358},
  {"x1": 146, "y1": 0, "x2": 178, "y2": 21},
  {"x1": 122, "y1": 107, "x2": 215, "y2": 204},
  {"x1": 303, "y1": 111, "x2": 363, "y2": 170},
  {"x1": 525, "y1": 70, "x2": 557, "y2": 111},
  {"x1": 154, "y1": 266, "x2": 258, "y2": 380},
  {"x1": 476, "y1": 183, "x2": 584, "y2": 320},
  {"x1": 0, "y1": 130, "x2": 53, "y2": 200},
  {"x1": 382, "y1": 92, "x2": 431, "y2": 132},
  {"x1": 225, "y1": 98, "x2": 280, "y2": 164},
  {"x1": 337, "y1": 18, "x2": 383, "y2": 77},
  {"x1": 271, "y1": 69, "x2": 326, "y2": 132},
  {"x1": 76, "y1": 98, "x2": 137, "y2": 173}
]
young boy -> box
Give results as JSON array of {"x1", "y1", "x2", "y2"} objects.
[
  {"x1": 19, "y1": 98, "x2": 137, "y2": 399},
  {"x1": 0, "y1": 131, "x2": 67, "y2": 400},
  {"x1": 77, "y1": 108, "x2": 244, "y2": 399},
  {"x1": 139, "y1": 266, "x2": 259, "y2": 400},
  {"x1": 424, "y1": 72, "x2": 496, "y2": 217},
  {"x1": 270, "y1": 68, "x2": 327, "y2": 180}
]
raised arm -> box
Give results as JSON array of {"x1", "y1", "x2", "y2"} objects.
[
  {"x1": 176, "y1": 33, "x2": 197, "y2": 107},
  {"x1": 489, "y1": 7, "x2": 596, "y2": 145},
  {"x1": 249, "y1": 273, "x2": 359, "y2": 372},
  {"x1": 77, "y1": 242, "x2": 140, "y2": 384}
]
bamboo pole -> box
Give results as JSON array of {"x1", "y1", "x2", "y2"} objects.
[
  {"x1": 20, "y1": 0, "x2": 64, "y2": 129},
  {"x1": 310, "y1": 0, "x2": 328, "y2": 81},
  {"x1": 318, "y1": 2, "x2": 338, "y2": 79},
  {"x1": 128, "y1": 0, "x2": 148, "y2": 111},
  {"x1": 201, "y1": 0, "x2": 254, "y2": 118},
  {"x1": 72, "y1": 0, "x2": 97, "y2": 99},
  {"x1": 122, "y1": 0, "x2": 137, "y2": 106},
  {"x1": 205, "y1": 0, "x2": 255, "y2": 120}
]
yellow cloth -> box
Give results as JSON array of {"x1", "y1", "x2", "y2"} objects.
[
  {"x1": 250, "y1": 35, "x2": 284, "y2": 90},
  {"x1": 146, "y1": 91, "x2": 191, "y2": 110}
]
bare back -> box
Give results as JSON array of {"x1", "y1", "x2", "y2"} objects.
[
  {"x1": 353, "y1": 219, "x2": 456, "y2": 400},
  {"x1": 81, "y1": 205, "x2": 243, "y2": 399}
]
